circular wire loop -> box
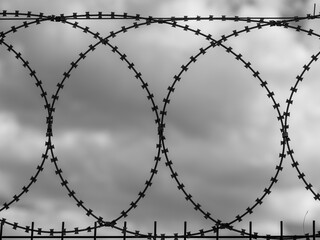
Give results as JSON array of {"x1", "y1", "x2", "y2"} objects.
[
  {"x1": 0, "y1": 14, "x2": 162, "y2": 234},
  {"x1": 48, "y1": 20, "x2": 163, "y2": 227},
  {"x1": 158, "y1": 19, "x2": 286, "y2": 233}
]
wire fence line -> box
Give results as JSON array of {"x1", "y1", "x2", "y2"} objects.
[
  {"x1": 0, "y1": 9, "x2": 320, "y2": 239},
  {"x1": 0, "y1": 220, "x2": 320, "y2": 240}
]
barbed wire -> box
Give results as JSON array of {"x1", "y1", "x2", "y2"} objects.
[
  {"x1": 0, "y1": 10, "x2": 320, "y2": 239},
  {"x1": 0, "y1": 220, "x2": 320, "y2": 239}
]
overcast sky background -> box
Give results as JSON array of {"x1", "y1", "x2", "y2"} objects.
[{"x1": 0, "y1": 0, "x2": 320, "y2": 237}]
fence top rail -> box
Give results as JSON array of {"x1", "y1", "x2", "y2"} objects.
[{"x1": 0, "y1": 10, "x2": 319, "y2": 21}]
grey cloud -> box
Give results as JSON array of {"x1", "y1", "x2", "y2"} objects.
[
  {"x1": 0, "y1": 25, "x2": 157, "y2": 134},
  {"x1": 280, "y1": 0, "x2": 311, "y2": 17},
  {"x1": 0, "y1": 158, "x2": 65, "y2": 202}
]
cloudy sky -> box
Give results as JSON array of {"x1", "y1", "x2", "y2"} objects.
[{"x1": 0, "y1": 0, "x2": 320, "y2": 237}]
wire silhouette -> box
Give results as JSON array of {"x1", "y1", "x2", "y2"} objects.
[{"x1": 0, "y1": 10, "x2": 320, "y2": 239}]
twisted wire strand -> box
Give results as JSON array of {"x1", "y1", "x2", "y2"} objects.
[{"x1": 1, "y1": 10, "x2": 319, "y2": 23}]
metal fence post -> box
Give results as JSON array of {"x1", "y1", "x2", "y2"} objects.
[
  {"x1": 249, "y1": 221, "x2": 252, "y2": 240},
  {"x1": 154, "y1": 221, "x2": 157, "y2": 240},
  {"x1": 313, "y1": 220, "x2": 315, "y2": 240},
  {"x1": 280, "y1": 221, "x2": 283, "y2": 240},
  {"x1": 123, "y1": 221, "x2": 127, "y2": 240},
  {"x1": 216, "y1": 224, "x2": 219, "y2": 240},
  {"x1": 31, "y1": 222, "x2": 34, "y2": 240},
  {"x1": 0, "y1": 220, "x2": 3, "y2": 240},
  {"x1": 61, "y1": 222, "x2": 65, "y2": 240},
  {"x1": 94, "y1": 222, "x2": 97, "y2": 240}
]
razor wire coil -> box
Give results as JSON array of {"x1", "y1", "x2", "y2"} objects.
[{"x1": 0, "y1": 10, "x2": 320, "y2": 239}]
